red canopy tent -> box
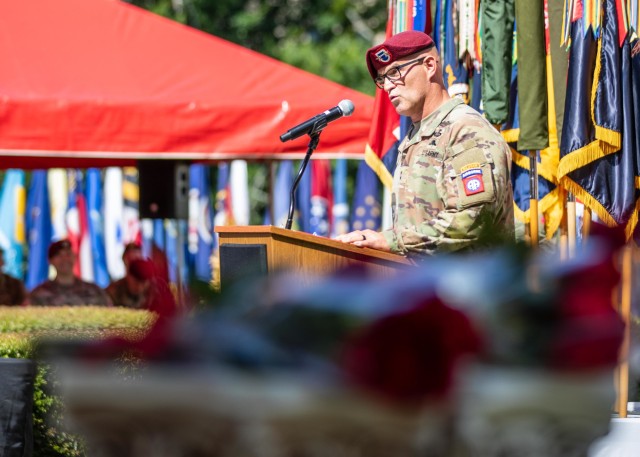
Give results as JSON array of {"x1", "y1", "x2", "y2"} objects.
[{"x1": 0, "y1": 0, "x2": 374, "y2": 168}]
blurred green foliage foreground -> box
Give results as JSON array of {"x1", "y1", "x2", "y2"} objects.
[{"x1": 0, "y1": 306, "x2": 155, "y2": 457}]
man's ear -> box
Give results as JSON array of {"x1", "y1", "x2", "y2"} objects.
[{"x1": 423, "y1": 54, "x2": 439, "y2": 77}]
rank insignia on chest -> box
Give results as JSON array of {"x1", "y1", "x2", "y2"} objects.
[{"x1": 460, "y1": 167, "x2": 485, "y2": 196}]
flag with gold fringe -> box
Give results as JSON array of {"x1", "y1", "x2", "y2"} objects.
[
  {"x1": 502, "y1": 1, "x2": 564, "y2": 240},
  {"x1": 558, "y1": 0, "x2": 638, "y2": 238}
]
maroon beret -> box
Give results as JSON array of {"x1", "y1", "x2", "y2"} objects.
[
  {"x1": 123, "y1": 242, "x2": 142, "y2": 255},
  {"x1": 48, "y1": 239, "x2": 72, "y2": 259},
  {"x1": 366, "y1": 31, "x2": 435, "y2": 80}
]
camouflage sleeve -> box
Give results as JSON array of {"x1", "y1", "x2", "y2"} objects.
[
  {"x1": 14, "y1": 279, "x2": 26, "y2": 306},
  {"x1": 27, "y1": 286, "x2": 50, "y2": 306},
  {"x1": 383, "y1": 137, "x2": 511, "y2": 256}
]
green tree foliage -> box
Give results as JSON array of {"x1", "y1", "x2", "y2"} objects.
[{"x1": 127, "y1": 0, "x2": 387, "y2": 94}]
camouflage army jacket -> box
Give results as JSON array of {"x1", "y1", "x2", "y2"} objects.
[
  {"x1": 28, "y1": 278, "x2": 112, "y2": 306},
  {"x1": 0, "y1": 273, "x2": 26, "y2": 306},
  {"x1": 106, "y1": 278, "x2": 148, "y2": 309},
  {"x1": 382, "y1": 98, "x2": 514, "y2": 257}
]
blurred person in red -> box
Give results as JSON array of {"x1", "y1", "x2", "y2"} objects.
[
  {"x1": 0, "y1": 248, "x2": 26, "y2": 305},
  {"x1": 28, "y1": 239, "x2": 111, "y2": 306}
]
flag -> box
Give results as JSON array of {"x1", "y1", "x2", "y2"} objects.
[
  {"x1": 25, "y1": 170, "x2": 52, "y2": 290},
  {"x1": 271, "y1": 160, "x2": 294, "y2": 228},
  {"x1": 86, "y1": 168, "x2": 110, "y2": 287},
  {"x1": 558, "y1": 0, "x2": 636, "y2": 233},
  {"x1": 296, "y1": 161, "x2": 312, "y2": 233},
  {"x1": 188, "y1": 164, "x2": 214, "y2": 282},
  {"x1": 104, "y1": 167, "x2": 125, "y2": 279},
  {"x1": 442, "y1": 0, "x2": 470, "y2": 102},
  {"x1": 548, "y1": 0, "x2": 569, "y2": 145},
  {"x1": 230, "y1": 160, "x2": 250, "y2": 226},
  {"x1": 366, "y1": 0, "x2": 432, "y2": 187},
  {"x1": 470, "y1": 63, "x2": 483, "y2": 112},
  {"x1": 481, "y1": 0, "x2": 516, "y2": 125},
  {"x1": 309, "y1": 160, "x2": 333, "y2": 237},
  {"x1": 364, "y1": 3, "x2": 401, "y2": 188},
  {"x1": 141, "y1": 218, "x2": 154, "y2": 258},
  {"x1": 47, "y1": 169, "x2": 68, "y2": 241},
  {"x1": 214, "y1": 163, "x2": 232, "y2": 227},
  {"x1": 122, "y1": 167, "x2": 141, "y2": 244},
  {"x1": 351, "y1": 160, "x2": 382, "y2": 232},
  {"x1": 66, "y1": 170, "x2": 93, "y2": 281},
  {"x1": 515, "y1": 0, "x2": 549, "y2": 151},
  {"x1": 505, "y1": 11, "x2": 563, "y2": 240},
  {"x1": 0, "y1": 170, "x2": 26, "y2": 279},
  {"x1": 165, "y1": 219, "x2": 179, "y2": 285},
  {"x1": 332, "y1": 159, "x2": 350, "y2": 236}
]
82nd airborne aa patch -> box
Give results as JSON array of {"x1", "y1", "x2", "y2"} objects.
[
  {"x1": 374, "y1": 48, "x2": 391, "y2": 63},
  {"x1": 460, "y1": 163, "x2": 485, "y2": 196}
]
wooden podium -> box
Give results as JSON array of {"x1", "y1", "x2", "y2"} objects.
[{"x1": 215, "y1": 226, "x2": 414, "y2": 287}]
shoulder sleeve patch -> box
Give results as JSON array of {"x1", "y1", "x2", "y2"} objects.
[{"x1": 450, "y1": 148, "x2": 496, "y2": 208}]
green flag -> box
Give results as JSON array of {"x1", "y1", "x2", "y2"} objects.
[
  {"x1": 515, "y1": 0, "x2": 548, "y2": 151},
  {"x1": 481, "y1": 0, "x2": 515, "y2": 125}
]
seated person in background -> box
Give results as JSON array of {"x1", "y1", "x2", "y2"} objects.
[
  {"x1": 106, "y1": 245, "x2": 152, "y2": 309},
  {"x1": 28, "y1": 239, "x2": 111, "y2": 306},
  {"x1": 0, "y1": 248, "x2": 26, "y2": 305}
]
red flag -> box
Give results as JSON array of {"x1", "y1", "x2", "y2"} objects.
[{"x1": 364, "y1": 11, "x2": 401, "y2": 188}]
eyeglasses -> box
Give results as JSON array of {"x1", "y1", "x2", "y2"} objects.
[{"x1": 374, "y1": 57, "x2": 425, "y2": 89}]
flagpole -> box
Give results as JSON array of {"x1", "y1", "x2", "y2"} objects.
[
  {"x1": 615, "y1": 244, "x2": 633, "y2": 418},
  {"x1": 567, "y1": 193, "x2": 577, "y2": 258},
  {"x1": 581, "y1": 206, "x2": 591, "y2": 241},
  {"x1": 529, "y1": 151, "x2": 539, "y2": 247},
  {"x1": 559, "y1": 189, "x2": 569, "y2": 261}
]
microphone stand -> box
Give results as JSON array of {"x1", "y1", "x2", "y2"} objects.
[{"x1": 285, "y1": 131, "x2": 321, "y2": 230}]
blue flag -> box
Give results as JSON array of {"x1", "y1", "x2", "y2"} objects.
[
  {"x1": 332, "y1": 159, "x2": 350, "y2": 236},
  {"x1": 214, "y1": 163, "x2": 231, "y2": 227},
  {"x1": 86, "y1": 168, "x2": 110, "y2": 287},
  {"x1": 559, "y1": 1, "x2": 636, "y2": 231},
  {"x1": 165, "y1": 219, "x2": 179, "y2": 285},
  {"x1": 351, "y1": 161, "x2": 382, "y2": 232},
  {"x1": 0, "y1": 170, "x2": 26, "y2": 279},
  {"x1": 25, "y1": 170, "x2": 52, "y2": 290},
  {"x1": 296, "y1": 162, "x2": 312, "y2": 233},
  {"x1": 631, "y1": 39, "x2": 640, "y2": 240},
  {"x1": 270, "y1": 160, "x2": 294, "y2": 228},
  {"x1": 442, "y1": 0, "x2": 469, "y2": 102},
  {"x1": 188, "y1": 164, "x2": 213, "y2": 282}
]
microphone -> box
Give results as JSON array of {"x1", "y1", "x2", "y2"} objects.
[{"x1": 279, "y1": 100, "x2": 355, "y2": 142}]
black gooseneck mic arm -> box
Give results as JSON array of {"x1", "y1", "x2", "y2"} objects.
[{"x1": 285, "y1": 132, "x2": 320, "y2": 230}]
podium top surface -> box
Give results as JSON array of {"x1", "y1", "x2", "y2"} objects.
[{"x1": 215, "y1": 225, "x2": 414, "y2": 266}]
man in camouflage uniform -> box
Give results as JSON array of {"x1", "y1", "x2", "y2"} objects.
[
  {"x1": 28, "y1": 239, "x2": 111, "y2": 306},
  {"x1": 336, "y1": 31, "x2": 513, "y2": 257},
  {"x1": 0, "y1": 249, "x2": 26, "y2": 305},
  {"x1": 105, "y1": 243, "x2": 151, "y2": 309}
]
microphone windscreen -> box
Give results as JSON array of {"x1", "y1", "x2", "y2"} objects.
[{"x1": 338, "y1": 99, "x2": 355, "y2": 117}]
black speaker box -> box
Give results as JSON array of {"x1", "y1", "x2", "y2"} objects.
[
  {"x1": 138, "y1": 160, "x2": 190, "y2": 219},
  {"x1": 0, "y1": 358, "x2": 36, "y2": 457},
  {"x1": 219, "y1": 244, "x2": 268, "y2": 289}
]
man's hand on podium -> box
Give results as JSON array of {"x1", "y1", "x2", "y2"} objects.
[{"x1": 334, "y1": 230, "x2": 391, "y2": 252}]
